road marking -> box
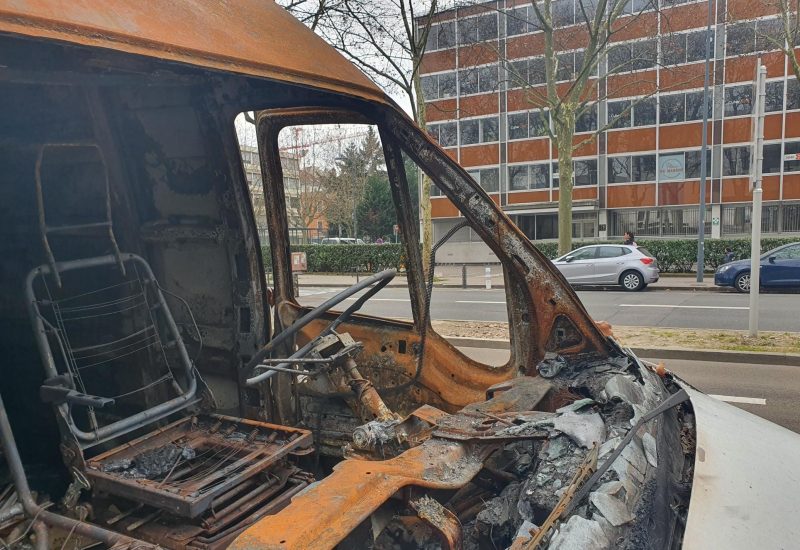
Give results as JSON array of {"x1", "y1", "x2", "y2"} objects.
[
  {"x1": 709, "y1": 394, "x2": 766, "y2": 405},
  {"x1": 619, "y1": 304, "x2": 748, "y2": 310},
  {"x1": 456, "y1": 300, "x2": 507, "y2": 304},
  {"x1": 343, "y1": 297, "x2": 409, "y2": 302}
]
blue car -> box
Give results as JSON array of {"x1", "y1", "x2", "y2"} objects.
[{"x1": 715, "y1": 242, "x2": 800, "y2": 292}]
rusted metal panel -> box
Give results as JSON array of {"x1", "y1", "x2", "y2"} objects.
[{"x1": 0, "y1": 0, "x2": 386, "y2": 104}]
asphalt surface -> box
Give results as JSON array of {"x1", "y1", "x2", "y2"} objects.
[
  {"x1": 299, "y1": 286, "x2": 800, "y2": 332},
  {"x1": 457, "y1": 346, "x2": 800, "y2": 434}
]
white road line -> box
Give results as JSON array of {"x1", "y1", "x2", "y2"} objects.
[
  {"x1": 619, "y1": 304, "x2": 748, "y2": 310},
  {"x1": 343, "y1": 297, "x2": 410, "y2": 302},
  {"x1": 709, "y1": 394, "x2": 767, "y2": 405},
  {"x1": 456, "y1": 300, "x2": 507, "y2": 304}
]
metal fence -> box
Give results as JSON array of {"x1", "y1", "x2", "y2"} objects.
[
  {"x1": 609, "y1": 207, "x2": 712, "y2": 238},
  {"x1": 720, "y1": 203, "x2": 800, "y2": 235}
]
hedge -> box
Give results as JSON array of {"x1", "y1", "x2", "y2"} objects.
[
  {"x1": 263, "y1": 244, "x2": 407, "y2": 273},
  {"x1": 263, "y1": 238, "x2": 800, "y2": 274},
  {"x1": 533, "y1": 237, "x2": 800, "y2": 272}
]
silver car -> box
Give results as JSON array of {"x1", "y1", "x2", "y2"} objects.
[{"x1": 553, "y1": 244, "x2": 659, "y2": 290}]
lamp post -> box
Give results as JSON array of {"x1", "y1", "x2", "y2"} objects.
[{"x1": 696, "y1": 0, "x2": 714, "y2": 282}]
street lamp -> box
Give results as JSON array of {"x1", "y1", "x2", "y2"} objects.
[{"x1": 696, "y1": 0, "x2": 713, "y2": 282}]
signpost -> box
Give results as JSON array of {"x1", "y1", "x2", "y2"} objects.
[{"x1": 749, "y1": 62, "x2": 766, "y2": 337}]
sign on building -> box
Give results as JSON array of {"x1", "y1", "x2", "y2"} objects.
[{"x1": 658, "y1": 154, "x2": 685, "y2": 181}]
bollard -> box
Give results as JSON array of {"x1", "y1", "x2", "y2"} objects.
[
  {"x1": 462, "y1": 265, "x2": 467, "y2": 289},
  {"x1": 485, "y1": 266, "x2": 492, "y2": 290},
  {"x1": 293, "y1": 273, "x2": 299, "y2": 297},
  {"x1": 356, "y1": 267, "x2": 360, "y2": 283}
]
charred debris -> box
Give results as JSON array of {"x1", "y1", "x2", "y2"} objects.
[{"x1": 354, "y1": 351, "x2": 696, "y2": 550}]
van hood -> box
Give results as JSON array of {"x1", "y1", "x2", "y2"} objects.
[{"x1": 680, "y1": 382, "x2": 800, "y2": 549}]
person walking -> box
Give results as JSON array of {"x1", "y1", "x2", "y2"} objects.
[
  {"x1": 623, "y1": 231, "x2": 638, "y2": 247},
  {"x1": 722, "y1": 247, "x2": 735, "y2": 264}
]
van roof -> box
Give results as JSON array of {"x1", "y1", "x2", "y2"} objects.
[{"x1": 0, "y1": 0, "x2": 388, "y2": 104}]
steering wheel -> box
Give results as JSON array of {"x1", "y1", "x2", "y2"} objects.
[{"x1": 246, "y1": 268, "x2": 396, "y2": 385}]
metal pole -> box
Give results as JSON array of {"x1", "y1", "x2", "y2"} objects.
[
  {"x1": 749, "y1": 63, "x2": 767, "y2": 337},
  {"x1": 696, "y1": 0, "x2": 714, "y2": 282},
  {"x1": 462, "y1": 264, "x2": 467, "y2": 289}
]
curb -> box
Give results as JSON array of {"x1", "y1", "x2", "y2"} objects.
[{"x1": 446, "y1": 336, "x2": 800, "y2": 366}]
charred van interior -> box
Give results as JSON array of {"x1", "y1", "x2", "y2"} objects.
[{"x1": 0, "y1": 19, "x2": 695, "y2": 550}]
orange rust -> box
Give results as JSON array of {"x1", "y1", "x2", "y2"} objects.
[
  {"x1": 229, "y1": 438, "x2": 486, "y2": 550},
  {"x1": 0, "y1": 0, "x2": 386, "y2": 104}
]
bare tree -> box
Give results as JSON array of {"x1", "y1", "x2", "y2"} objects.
[
  {"x1": 740, "y1": 1, "x2": 800, "y2": 82},
  {"x1": 314, "y1": 0, "x2": 445, "y2": 273},
  {"x1": 489, "y1": 0, "x2": 701, "y2": 254}
]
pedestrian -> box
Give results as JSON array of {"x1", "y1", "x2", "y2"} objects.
[
  {"x1": 623, "y1": 231, "x2": 638, "y2": 247},
  {"x1": 375, "y1": 237, "x2": 384, "y2": 244},
  {"x1": 723, "y1": 247, "x2": 735, "y2": 263}
]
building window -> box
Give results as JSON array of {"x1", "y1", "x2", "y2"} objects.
[
  {"x1": 660, "y1": 93, "x2": 684, "y2": 124},
  {"x1": 763, "y1": 143, "x2": 782, "y2": 174},
  {"x1": 722, "y1": 145, "x2": 751, "y2": 176},
  {"x1": 660, "y1": 90, "x2": 711, "y2": 123},
  {"x1": 508, "y1": 111, "x2": 549, "y2": 140},
  {"x1": 726, "y1": 17, "x2": 783, "y2": 56},
  {"x1": 509, "y1": 165, "x2": 529, "y2": 190},
  {"x1": 608, "y1": 156, "x2": 632, "y2": 183},
  {"x1": 608, "y1": 38, "x2": 657, "y2": 73},
  {"x1": 724, "y1": 84, "x2": 753, "y2": 117},
  {"x1": 634, "y1": 97, "x2": 657, "y2": 126},
  {"x1": 509, "y1": 163, "x2": 550, "y2": 190},
  {"x1": 458, "y1": 14, "x2": 498, "y2": 45},
  {"x1": 428, "y1": 122, "x2": 458, "y2": 147},
  {"x1": 574, "y1": 159, "x2": 598, "y2": 186},
  {"x1": 662, "y1": 29, "x2": 713, "y2": 65},
  {"x1": 721, "y1": 204, "x2": 779, "y2": 235},
  {"x1": 459, "y1": 65, "x2": 499, "y2": 95},
  {"x1": 507, "y1": 57, "x2": 546, "y2": 88},
  {"x1": 789, "y1": 79, "x2": 800, "y2": 110},
  {"x1": 785, "y1": 141, "x2": 800, "y2": 172},
  {"x1": 425, "y1": 21, "x2": 456, "y2": 51},
  {"x1": 576, "y1": 105, "x2": 597, "y2": 133},
  {"x1": 610, "y1": 207, "x2": 711, "y2": 237},
  {"x1": 685, "y1": 149, "x2": 711, "y2": 178},
  {"x1": 552, "y1": 0, "x2": 575, "y2": 27},
  {"x1": 608, "y1": 100, "x2": 631, "y2": 129},
  {"x1": 507, "y1": 5, "x2": 543, "y2": 36},
  {"x1": 607, "y1": 97, "x2": 657, "y2": 128},
  {"x1": 764, "y1": 79, "x2": 800, "y2": 112},
  {"x1": 467, "y1": 167, "x2": 500, "y2": 193},
  {"x1": 461, "y1": 116, "x2": 500, "y2": 146},
  {"x1": 556, "y1": 50, "x2": 594, "y2": 82},
  {"x1": 632, "y1": 154, "x2": 657, "y2": 182},
  {"x1": 421, "y1": 72, "x2": 457, "y2": 101}
]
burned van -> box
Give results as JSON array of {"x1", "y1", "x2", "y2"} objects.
[{"x1": 0, "y1": 2, "x2": 798, "y2": 549}]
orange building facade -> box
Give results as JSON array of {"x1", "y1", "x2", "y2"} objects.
[{"x1": 420, "y1": 0, "x2": 800, "y2": 259}]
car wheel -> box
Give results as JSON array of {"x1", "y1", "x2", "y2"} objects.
[
  {"x1": 620, "y1": 270, "x2": 644, "y2": 291},
  {"x1": 734, "y1": 271, "x2": 751, "y2": 293}
]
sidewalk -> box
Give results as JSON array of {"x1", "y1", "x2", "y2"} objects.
[{"x1": 295, "y1": 268, "x2": 723, "y2": 291}]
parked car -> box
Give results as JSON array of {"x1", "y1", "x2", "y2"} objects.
[
  {"x1": 552, "y1": 244, "x2": 659, "y2": 290},
  {"x1": 715, "y1": 242, "x2": 800, "y2": 292},
  {"x1": 320, "y1": 237, "x2": 366, "y2": 245}
]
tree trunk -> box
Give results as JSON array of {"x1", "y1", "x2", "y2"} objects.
[
  {"x1": 414, "y1": 76, "x2": 433, "y2": 277},
  {"x1": 555, "y1": 116, "x2": 576, "y2": 256}
]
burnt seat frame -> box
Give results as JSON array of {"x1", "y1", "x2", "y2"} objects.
[{"x1": 25, "y1": 253, "x2": 198, "y2": 450}]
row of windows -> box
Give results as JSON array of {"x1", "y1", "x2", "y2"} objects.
[
  {"x1": 431, "y1": 141, "x2": 800, "y2": 197},
  {"x1": 428, "y1": 9, "x2": 785, "y2": 57},
  {"x1": 425, "y1": 14, "x2": 499, "y2": 52},
  {"x1": 727, "y1": 80, "x2": 800, "y2": 117},
  {"x1": 608, "y1": 98, "x2": 657, "y2": 128},
  {"x1": 429, "y1": 0, "x2": 707, "y2": 50},
  {"x1": 427, "y1": 118, "x2": 500, "y2": 147},
  {"x1": 509, "y1": 159, "x2": 599, "y2": 189}
]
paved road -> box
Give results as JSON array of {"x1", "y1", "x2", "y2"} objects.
[
  {"x1": 457, "y1": 347, "x2": 800, "y2": 434},
  {"x1": 299, "y1": 286, "x2": 800, "y2": 332}
]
